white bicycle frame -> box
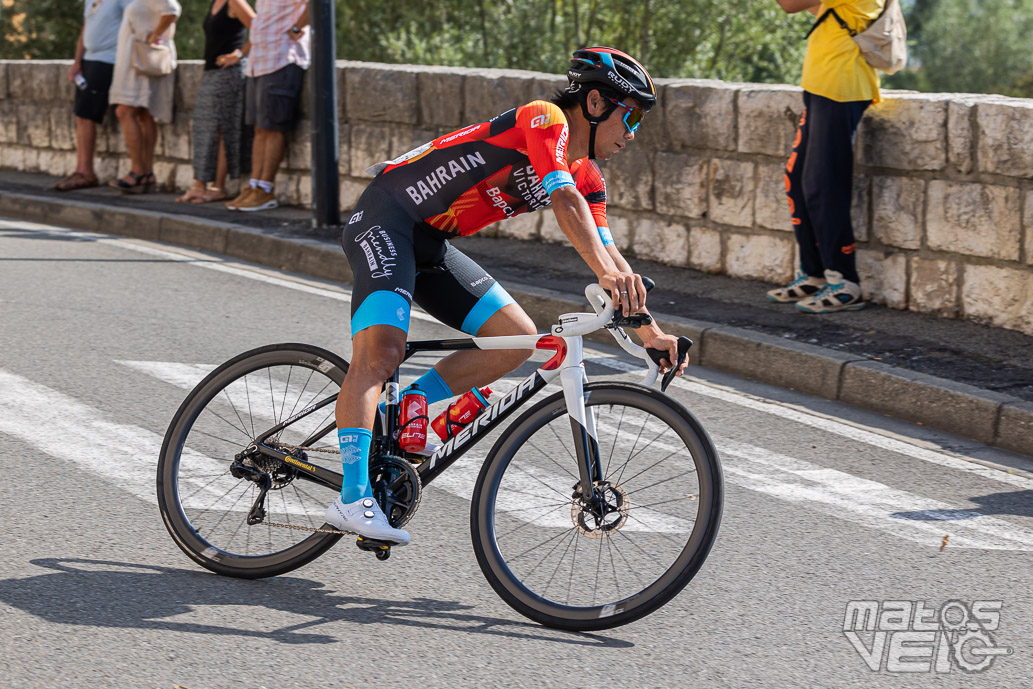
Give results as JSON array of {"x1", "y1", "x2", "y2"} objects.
[{"x1": 410, "y1": 284, "x2": 660, "y2": 493}]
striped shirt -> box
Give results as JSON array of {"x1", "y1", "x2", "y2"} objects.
[{"x1": 245, "y1": 0, "x2": 310, "y2": 78}]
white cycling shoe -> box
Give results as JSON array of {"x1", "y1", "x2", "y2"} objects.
[{"x1": 325, "y1": 496, "x2": 411, "y2": 546}]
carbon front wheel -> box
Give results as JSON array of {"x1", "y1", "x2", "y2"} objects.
[
  {"x1": 470, "y1": 383, "x2": 722, "y2": 631},
  {"x1": 157, "y1": 343, "x2": 349, "y2": 579}
]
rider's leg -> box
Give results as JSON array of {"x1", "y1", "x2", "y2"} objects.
[
  {"x1": 431, "y1": 303, "x2": 537, "y2": 393},
  {"x1": 327, "y1": 323, "x2": 411, "y2": 544}
]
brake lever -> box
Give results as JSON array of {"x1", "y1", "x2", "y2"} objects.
[
  {"x1": 645, "y1": 336, "x2": 693, "y2": 393},
  {"x1": 610, "y1": 313, "x2": 653, "y2": 330}
]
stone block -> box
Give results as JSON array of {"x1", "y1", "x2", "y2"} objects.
[
  {"x1": 975, "y1": 98, "x2": 1033, "y2": 177},
  {"x1": 174, "y1": 61, "x2": 204, "y2": 113},
  {"x1": 0, "y1": 103, "x2": 18, "y2": 143},
  {"x1": 21, "y1": 147, "x2": 40, "y2": 172},
  {"x1": 840, "y1": 361, "x2": 1009, "y2": 444},
  {"x1": 704, "y1": 326, "x2": 861, "y2": 399},
  {"x1": 5, "y1": 62, "x2": 34, "y2": 100},
  {"x1": 19, "y1": 103, "x2": 50, "y2": 148},
  {"x1": 654, "y1": 152, "x2": 708, "y2": 219},
  {"x1": 962, "y1": 264, "x2": 1033, "y2": 335},
  {"x1": 737, "y1": 84, "x2": 802, "y2": 157},
  {"x1": 909, "y1": 256, "x2": 958, "y2": 317},
  {"x1": 0, "y1": 61, "x2": 7, "y2": 99},
  {"x1": 296, "y1": 173, "x2": 313, "y2": 208},
  {"x1": 603, "y1": 149, "x2": 653, "y2": 210},
  {"x1": 287, "y1": 118, "x2": 312, "y2": 170},
  {"x1": 664, "y1": 79, "x2": 738, "y2": 152},
  {"x1": 689, "y1": 226, "x2": 723, "y2": 273},
  {"x1": 461, "y1": 70, "x2": 537, "y2": 124},
  {"x1": 539, "y1": 211, "x2": 565, "y2": 244},
  {"x1": 996, "y1": 401, "x2": 1033, "y2": 456},
  {"x1": 151, "y1": 161, "x2": 177, "y2": 190},
  {"x1": 345, "y1": 63, "x2": 419, "y2": 125},
  {"x1": 162, "y1": 115, "x2": 191, "y2": 161},
  {"x1": 159, "y1": 215, "x2": 229, "y2": 254},
  {"x1": 708, "y1": 158, "x2": 755, "y2": 228},
  {"x1": 725, "y1": 232, "x2": 794, "y2": 282},
  {"x1": 851, "y1": 175, "x2": 870, "y2": 243},
  {"x1": 337, "y1": 123, "x2": 351, "y2": 175},
  {"x1": 1026, "y1": 190, "x2": 1033, "y2": 266},
  {"x1": 349, "y1": 123, "x2": 400, "y2": 178},
  {"x1": 754, "y1": 160, "x2": 791, "y2": 232},
  {"x1": 0, "y1": 144, "x2": 25, "y2": 169},
  {"x1": 634, "y1": 218, "x2": 689, "y2": 266},
  {"x1": 860, "y1": 94, "x2": 947, "y2": 171},
  {"x1": 856, "y1": 249, "x2": 907, "y2": 308},
  {"x1": 340, "y1": 177, "x2": 367, "y2": 212},
  {"x1": 926, "y1": 181, "x2": 1021, "y2": 261},
  {"x1": 604, "y1": 213, "x2": 633, "y2": 251},
  {"x1": 947, "y1": 97, "x2": 978, "y2": 174},
  {"x1": 496, "y1": 212, "x2": 540, "y2": 240},
  {"x1": 48, "y1": 107, "x2": 76, "y2": 150},
  {"x1": 872, "y1": 176, "x2": 924, "y2": 249},
  {"x1": 629, "y1": 82, "x2": 669, "y2": 151},
  {"x1": 418, "y1": 70, "x2": 465, "y2": 128},
  {"x1": 95, "y1": 154, "x2": 120, "y2": 181},
  {"x1": 531, "y1": 75, "x2": 567, "y2": 103},
  {"x1": 38, "y1": 62, "x2": 71, "y2": 102},
  {"x1": 174, "y1": 162, "x2": 194, "y2": 190}
]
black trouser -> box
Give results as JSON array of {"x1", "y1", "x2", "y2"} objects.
[{"x1": 785, "y1": 91, "x2": 870, "y2": 284}]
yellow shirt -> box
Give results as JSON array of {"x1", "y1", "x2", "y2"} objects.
[{"x1": 801, "y1": 0, "x2": 883, "y2": 103}]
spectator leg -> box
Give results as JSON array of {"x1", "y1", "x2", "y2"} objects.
[
  {"x1": 115, "y1": 105, "x2": 145, "y2": 175},
  {"x1": 138, "y1": 109, "x2": 157, "y2": 175},
  {"x1": 74, "y1": 117, "x2": 97, "y2": 177},
  {"x1": 255, "y1": 126, "x2": 285, "y2": 184}
]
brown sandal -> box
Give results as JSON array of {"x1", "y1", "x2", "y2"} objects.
[
  {"x1": 177, "y1": 186, "x2": 207, "y2": 203},
  {"x1": 194, "y1": 187, "x2": 228, "y2": 204},
  {"x1": 54, "y1": 171, "x2": 99, "y2": 192}
]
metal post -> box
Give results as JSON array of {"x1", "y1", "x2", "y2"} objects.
[{"x1": 309, "y1": 0, "x2": 340, "y2": 228}]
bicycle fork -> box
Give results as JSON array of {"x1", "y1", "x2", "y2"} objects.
[{"x1": 558, "y1": 336, "x2": 607, "y2": 515}]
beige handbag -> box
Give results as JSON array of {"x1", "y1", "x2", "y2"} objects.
[{"x1": 131, "y1": 39, "x2": 173, "y2": 77}]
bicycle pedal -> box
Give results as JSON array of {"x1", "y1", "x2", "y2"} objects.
[{"x1": 355, "y1": 536, "x2": 392, "y2": 559}]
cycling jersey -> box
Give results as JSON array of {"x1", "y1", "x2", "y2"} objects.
[
  {"x1": 343, "y1": 99, "x2": 616, "y2": 338},
  {"x1": 368, "y1": 100, "x2": 612, "y2": 244}
]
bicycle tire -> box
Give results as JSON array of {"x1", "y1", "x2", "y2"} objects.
[
  {"x1": 157, "y1": 343, "x2": 350, "y2": 579},
  {"x1": 470, "y1": 382, "x2": 722, "y2": 631}
]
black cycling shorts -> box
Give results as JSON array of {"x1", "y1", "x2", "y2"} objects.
[{"x1": 342, "y1": 185, "x2": 516, "y2": 336}]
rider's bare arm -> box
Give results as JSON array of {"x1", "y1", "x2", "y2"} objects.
[{"x1": 550, "y1": 186, "x2": 688, "y2": 375}]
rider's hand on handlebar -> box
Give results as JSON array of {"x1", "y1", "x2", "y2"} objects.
[
  {"x1": 642, "y1": 333, "x2": 691, "y2": 376},
  {"x1": 599, "y1": 271, "x2": 647, "y2": 317}
]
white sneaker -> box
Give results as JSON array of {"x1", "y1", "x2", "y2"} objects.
[
  {"x1": 795, "y1": 270, "x2": 866, "y2": 313},
  {"x1": 325, "y1": 496, "x2": 410, "y2": 546},
  {"x1": 767, "y1": 268, "x2": 826, "y2": 303}
]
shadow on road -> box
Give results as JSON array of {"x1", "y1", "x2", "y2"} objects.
[
  {"x1": 890, "y1": 490, "x2": 1033, "y2": 521},
  {"x1": 0, "y1": 558, "x2": 633, "y2": 648}
]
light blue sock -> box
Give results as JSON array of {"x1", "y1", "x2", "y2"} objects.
[
  {"x1": 378, "y1": 368, "x2": 454, "y2": 420},
  {"x1": 410, "y1": 368, "x2": 453, "y2": 405},
  {"x1": 256, "y1": 179, "x2": 273, "y2": 194},
  {"x1": 249, "y1": 177, "x2": 259, "y2": 189},
  {"x1": 338, "y1": 427, "x2": 373, "y2": 503}
]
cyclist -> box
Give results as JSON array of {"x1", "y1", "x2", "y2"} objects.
[{"x1": 326, "y1": 47, "x2": 690, "y2": 545}]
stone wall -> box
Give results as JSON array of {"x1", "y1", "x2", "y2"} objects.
[{"x1": 2, "y1": 59, "x2": 1033, "y2": 335}]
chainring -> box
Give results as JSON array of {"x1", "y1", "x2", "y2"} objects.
[{"x1": 370, "y1": 455, "x2": 422, "y2": 527}]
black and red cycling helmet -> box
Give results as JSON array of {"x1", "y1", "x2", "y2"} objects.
[{"x1": 566, "y1": 46, "x2": 657, "y2": 111}]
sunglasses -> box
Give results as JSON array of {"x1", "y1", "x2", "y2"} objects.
[{"x1": 606, "y1": 97, "x2": 645, "y2": 133}]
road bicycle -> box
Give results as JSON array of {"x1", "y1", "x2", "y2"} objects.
[{"x1": 157, "y1": 283, "x2": 723, "y2": 631}]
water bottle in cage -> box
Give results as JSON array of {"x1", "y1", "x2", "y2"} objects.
[
  {"x1": 397, "y1": 384, "x2": 429, "y2": 452},
  {"x1": 431, "y1": 387, "x2": 492, "y2": 441}
]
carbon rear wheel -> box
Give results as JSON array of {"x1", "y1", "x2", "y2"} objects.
[
  {"x1": 470, "y1": 383, "x2": 722, "y2": 631},
  {"x1": 157, "y1": 343, "x2": 349, "y2": 579}
]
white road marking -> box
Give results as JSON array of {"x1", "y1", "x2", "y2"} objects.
[{"x1": 585, "y1": 355, "x2": 1033, "y2": 491}]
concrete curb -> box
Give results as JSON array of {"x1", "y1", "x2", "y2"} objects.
[{"x1": 2, "y1": 189, "x2": 1031, "y2": 456}]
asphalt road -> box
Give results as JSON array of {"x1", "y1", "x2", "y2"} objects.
[{"x1": 2, "y1": 217, "x2": 1032, "y2": 689}]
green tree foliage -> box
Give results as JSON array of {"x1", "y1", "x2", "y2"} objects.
[
  {"x1": 336, "y1": 0, "x2": 812, "y2": 83},
  {"x1": 886, "y1": 0, "x2": 1033, "y2": 96},
  {"x1": 0, "y1": 0, "x2": 212, "y2": 60}
]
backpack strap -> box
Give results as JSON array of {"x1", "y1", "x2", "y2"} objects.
[{"x1": 805, "y1": 8, "x2": 857, "y2": 39}]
